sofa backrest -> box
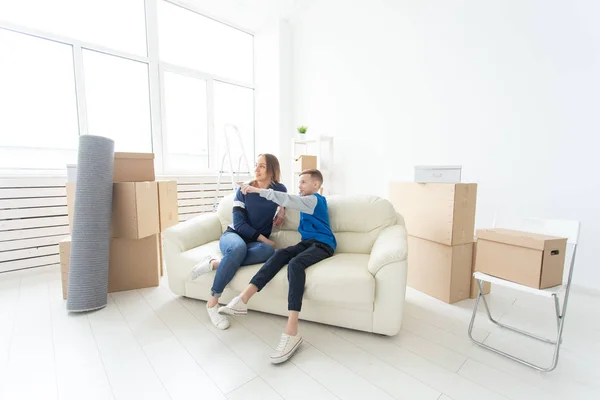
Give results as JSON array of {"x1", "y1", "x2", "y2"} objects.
[{"x1": 217, "y1": 192, "x2": 399, "y2": 254}]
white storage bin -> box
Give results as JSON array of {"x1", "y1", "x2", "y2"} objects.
[{"x1": 414, "y1": 165, "x2": 462, "y2": 183}]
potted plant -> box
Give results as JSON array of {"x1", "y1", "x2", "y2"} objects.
[{"x1": 296, "y1": 125, "x2": 308, "y2": 140}]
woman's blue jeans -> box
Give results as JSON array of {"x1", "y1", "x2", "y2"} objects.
[{"x1": 210, "y1": 231, "x2": 275, "y2": 298}]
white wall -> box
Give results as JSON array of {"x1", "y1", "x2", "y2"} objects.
[
  {"x1": 254, "y1": 20, "x2": 293, "y2": 188},
  {"x1": 291, "y1": 0, "x2": 600, "y2": 291}
]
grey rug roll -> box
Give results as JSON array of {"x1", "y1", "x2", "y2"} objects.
[{"x1": 67, "y1": 135, "x2": 115, "y2": 312}]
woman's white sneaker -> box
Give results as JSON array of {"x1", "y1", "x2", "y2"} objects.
[
  {"x1": 218, "y1": 296, "x2": 248, "y2": 316},
  {"x1": 270, "y1": 333, "x2": 303, "y2": 364},
  {"x1": 189, "y1": 256, "x2": 213, "y2": 280},
  {"x1": 206, "y1": 303, "x2": 230, "y2": 330}
]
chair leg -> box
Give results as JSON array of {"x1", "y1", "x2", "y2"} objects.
[{"x1": 467, "y1": 279, "x2": 565, "y2": 372}]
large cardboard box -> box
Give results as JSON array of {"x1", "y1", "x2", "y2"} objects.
[
  {"x1": 114, "y1": 152, "x2": 155, "y2": 182},
  {"x1": 66, "y1": 181, "x2": 160, "y2": 238},
  {"x1": 389, "y1": 182, "x2": 477, "y2": 246},
  {"x1": 407, "y1": 235, "x2": 473, "y2": 304},
  {"x1": 157, "y1": 181, "x2": 179, "y2": 231},
  {"x1": 109, "y1": 235, "x2": 161, "y2": 292},
  {"x1": 111, "y1": 182, "x2": 160, "y2": 239},
  {"x1": 59, "y1": 235, "x2": 160, "y2": 298},
  {"x1": 475, "y1": 229, "x2": 567, "y2": 289},
  {"x1": 294, "y1": 155, "x2": 317, "y2": 172},
  {"x1": 470, "y1": 237, "x2": 491, "y2": 298}
]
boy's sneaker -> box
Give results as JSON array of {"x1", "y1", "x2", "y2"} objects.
[
  {"x1": 189, "y1": 256, "x2": 213, "y2": 280},
  {"x1": 270, "y1": 333, "x2": 303, "y2": 364},
  {"x1": 206, "y1": 303, "x2": 230, "y2": 330},
  {"x1": 218, "y1": 296, "x2": 248, "y2": 316}
]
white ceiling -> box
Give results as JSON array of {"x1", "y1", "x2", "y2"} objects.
[{"x1": 173, "y1": 0, "x2": 317, "y2": 32}]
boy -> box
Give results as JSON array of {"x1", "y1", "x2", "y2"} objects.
[{"x1": 219, "y1": 169, "x2": 336, "y2": 364}]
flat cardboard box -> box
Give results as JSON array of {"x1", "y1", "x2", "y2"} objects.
[
  {"x1": 59, "y1": 235, "x2": 160, "y2": 298},
  {"x1": 114, "y1": 152, "x2": 155, "y2": 182},
  {"x1": 389, "y1": 182, "x2": 477, "y2": 246},
  {"x1": 407, "y1": 235, "x2": 473, "y2": 304},
  {"x1": 157, "y1": 181, "x2": 178, "y2": 276},
  {"x1": 157, "y1": 181, "x2": 179, "y2": 231},
  {"x1": 475, "y1": 228, "x2": 567, "y2": 289},
  {"x1": 470, "y1": 237, "x2": 491, "y2": 298},
  {"x1": 295, "y1": 155, "x2": 317, "y2": 172},
  {"x1": 111, "y1": 182, "x2": 159, "y2": 239}
]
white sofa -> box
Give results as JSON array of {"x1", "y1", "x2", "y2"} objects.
[{"x1": 163, "y1": 193, "x2": 408, "y2": 336}]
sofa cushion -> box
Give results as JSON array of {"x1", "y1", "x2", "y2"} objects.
[
  {"x1": 182, "y1": 244, "x2": 374, "y2": 309},
  {"x1": 304, "y1": 253, "x2": 374, "y2": 306},
  {"x1": 328, "y1": 195, "x2": 397, "y2": 233},
  {"x1": 217, "y1": 193, "x2": 398, "y2": 255}
]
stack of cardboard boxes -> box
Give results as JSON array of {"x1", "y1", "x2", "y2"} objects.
[
  {"x1": 389, "y1": 182, "x2": 490, "y2": 303},
  {"x1": 60, "y1": 152, "x2": 178, "y2": 299}
]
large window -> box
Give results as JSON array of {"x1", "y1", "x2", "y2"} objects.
[
  {"x1": 157, "y1": 0, "x2": 253, "y2": 85},
  {"x1": 162, "y1": 71, "x2": 209, "y2": 172},
  {"x1": 214, "y1": 81, "x2": 255, "y2": 170},
  {"x1": 0, "y1": 29, "x2": 79, "y2": 170},
  {"x1": 0, "y1": 0, "x2": 255, "y2": 174},
  {"x1": 0, "y1": 0, "x2": 147, "y2": 55},
  {"x1": 83, "y1": 50, "x2": 153, "y2": 152}
]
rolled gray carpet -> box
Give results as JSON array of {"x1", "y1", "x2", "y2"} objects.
[{"x1": 67, "y1": 135, "x2": 115, "y2": 312}]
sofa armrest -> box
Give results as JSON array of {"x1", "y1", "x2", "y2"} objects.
[
  {"x1": 163, "y1": 212, "x2": 223, "y2": 253},
  {"x1": 368, "y1": 224, "x2": 408, "y2": 275}
]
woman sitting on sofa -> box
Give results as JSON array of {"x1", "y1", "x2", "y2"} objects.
[{"x1": 189, "y1": 153, "x2": 287, "y2": 329}]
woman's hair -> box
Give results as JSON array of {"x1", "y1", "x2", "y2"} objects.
[{"x1": 258, "y1": 153, "x2": 281, "y2": 184}]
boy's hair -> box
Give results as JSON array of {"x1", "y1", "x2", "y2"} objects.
[{"x1": 300, "y1": 169, "x2": 324, "y2": 185}]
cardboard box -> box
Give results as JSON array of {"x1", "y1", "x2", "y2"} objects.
[
  {"x1": 111, "y1": 182, "x2": 159, "y2": 239},
  {"x1": 114, "y1": 152, "x2": 155, "y2": 182},
  {"x1": 475, "y1": 229, "x2": 567, "y2": 289},
  {"x1": 157, "y1": 181, "x2": 179, "y2": 231},
  {"x1": 59, "y1": 234, "x2": 160, "y2": 298},
  {"x1": 407, "y1": 235, "x2": 473, "y2": 304},
  {"x1": 109, "y1": 235, "x2": 160, "y2": 292},
  {"x1": 159, "y1": 235, "x2": 165, "y2": 277},
  {"x1": 66, "y1": 183, "x2": 76, "y2": 231},
  {"x1": 66, "y1": 181, "x2": 161, "y2": 238},
  {"x1": 470, "y1": 237, "x2": 491, "y2": 298},
  {"x1": 59, "y1": 236, "x2": 71, "y2": 299},
  {"x1": 389, "y1": 182, "x2": 477, "y2": 246},
  {"x1": 295, "y1": 155, "x2": 317, "y2": 172}
]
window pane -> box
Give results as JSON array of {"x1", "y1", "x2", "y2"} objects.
[
  {"x1": 163, "y1": 71, "x2": 208, "y2": 171},
  {"x1": 0, "y1": 29, "x2": 79, "y2": 170},
  {"x1": 157, "y1": 1, "x2": 253, "y2": 84},
  {"x1": 214, "y1": 81, "x2": 254, "y2": 171},
  {"x1": 83, "y1": 50, "x2": 152, "y2": 152},
  {"x1": 0, "y1": 0, "x2": 147, "y2": 55}
]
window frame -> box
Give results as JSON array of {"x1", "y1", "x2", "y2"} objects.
[{"x1": 0, "y1": 0, "x2": 255, "y2": 175}]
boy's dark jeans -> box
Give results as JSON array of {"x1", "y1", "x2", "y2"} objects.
[{"x1": 250, "y1": 239, "x2": 334, "y2": 311}]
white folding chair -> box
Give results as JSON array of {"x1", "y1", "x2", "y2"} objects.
[{"x1": 468, "y1": 216, "x2": 580, "y2": 372}]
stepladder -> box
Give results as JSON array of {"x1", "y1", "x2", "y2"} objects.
[{"x1": 215, "y1": 124, "x2": 252, "y2": 210}]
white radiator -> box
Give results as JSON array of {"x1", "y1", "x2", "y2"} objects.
[{"x1": 0, "y1": 175, "x2": 235, "y2": 273}]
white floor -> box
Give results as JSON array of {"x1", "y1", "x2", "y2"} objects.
[{"x1": 1, "y1": 266, "x2": 599, "y2": 400}]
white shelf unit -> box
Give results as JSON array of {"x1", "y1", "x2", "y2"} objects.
[{"x1": 291, "y1": 135, "x2": 334, "y2": 195}]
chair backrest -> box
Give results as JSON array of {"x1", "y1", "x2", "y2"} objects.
[{"x1": 492, "y1": 214, "x2": 581, "y2": 284}]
